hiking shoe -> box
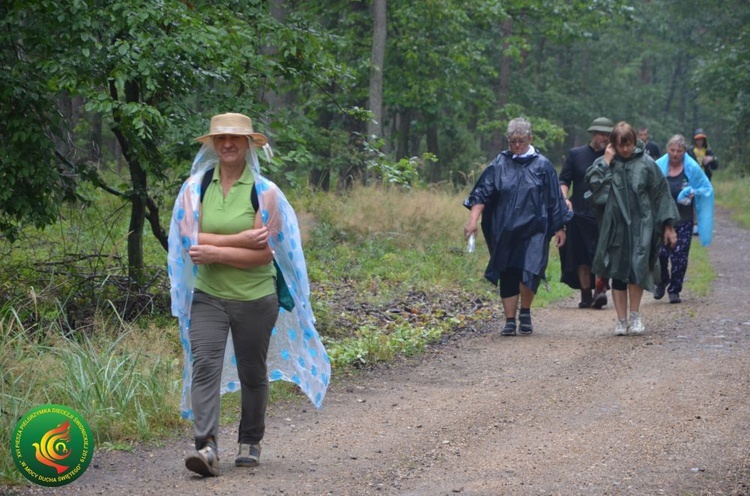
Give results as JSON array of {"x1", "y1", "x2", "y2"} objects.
[
  {"x1": 669, "y1": 293, "x2": 681, "y2": 304},
  {"x1": 185, "y1": 444, "x2": 220, "y2": 477},
  {"x1": 235, "y1": 443, "x2": 261, "y2": 467},
  {"x1": 653, "y1": 284, "x2": 666, "y2": 300},
  {"x1": 629, "y1": 312, "x2": 645, "y2": 335},
  {"x1": 578, "y1": 289, "x2": 593, "y2": 308},
  {"x1": 501, "y1": 320, "x2": 517, "y2": 336},
  {"x1": 592, "y1": 291, "x2": 607, "y2": 309},
  {"x1": 614, "y1": 319, "x2": 628, "y2": 336},
  {"x1": 518, "y1": 312, "x2": 533, "y2": 335}
]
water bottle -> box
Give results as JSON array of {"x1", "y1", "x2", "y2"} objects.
[{"x1": 467, "y1": 233, "x2": 476, "y2": 253}]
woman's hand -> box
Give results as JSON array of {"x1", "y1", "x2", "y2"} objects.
[
  {"x1": 554, "y1": 229, "x2": 566, "y2": 248},
  {"x1": 239, "y1": 226, "x2": 269, "y2": 249},
  {"x1": 464, "y1": 204, "x2": 484, "y2": 239},
  {"x1": 603, "y1": 144, "x2": 616, "y2": 165},
  {"x1": 189, "y1": 244, "x2": 220, "y2": 265},
  {"x1": 663, "y1": 225, "x2": 677, "y2": 248}
]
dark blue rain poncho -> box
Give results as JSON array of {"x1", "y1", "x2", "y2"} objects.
[{"x1": 464, "y1": 147, "x2": 572, "y2": 291}]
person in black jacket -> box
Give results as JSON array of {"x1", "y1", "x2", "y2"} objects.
[
  {"x1": 559, "y1": 117, "x2": 613, "y2": 309},
  {"x1": 464, "y1": 117, "x2": 572, "y2": 337},
  {"x1": 637, "y1": 126, "x2": 661, "y2": 160}
]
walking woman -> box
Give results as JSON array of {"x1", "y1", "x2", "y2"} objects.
[
  {"x1": 168, "y1": 113, "x2": 330, "y2": 477},
  {"x1": 585, "y1": 122, "x2": 679, "y2": 336},
  {"x1": 464, "y1": 117, "x2": 571, "y2": 337},
  {"x1": 654, "y1": 134, "x2": 714, "y2": 303}
]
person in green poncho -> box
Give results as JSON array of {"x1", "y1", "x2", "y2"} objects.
[{"x1": 585, "y1": 121, "x2": 679, "y2": 337}]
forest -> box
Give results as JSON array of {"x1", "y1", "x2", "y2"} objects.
[
  {"x1": 1, "y1": 0, "x2": 748, "y2": 309},
  {"x1": 2, "y1": 2, "x2": 750, "y2": 485}
]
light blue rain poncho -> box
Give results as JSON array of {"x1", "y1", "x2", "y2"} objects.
[
  {"x1": 167, "y1": 143, "x2": 330, "y2": 419},
  {"x1": 656, "y1": 152, "x2": 715, "y2": 246}
]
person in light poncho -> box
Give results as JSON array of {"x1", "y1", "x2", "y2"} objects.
[
  {"x1": 654, "y1": 134, "x2": 714, "y2": 304},
  {"x1": 167, "y1": 113, "x2": 330, "y2": 477}
]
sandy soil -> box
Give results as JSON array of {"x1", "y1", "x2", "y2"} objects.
[{"x1": 4, "y1": 208, "x2": 749, "y2": 496}]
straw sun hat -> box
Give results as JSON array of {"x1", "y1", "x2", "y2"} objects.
[{"x1": 195, "y1": 113, "x2": 268, "y2": 146}]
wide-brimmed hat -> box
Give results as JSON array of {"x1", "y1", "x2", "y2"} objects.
[
  {"x1": 195, "y1": 113, "x2": 268, "y2": 146},
  {"x1": 587, "y1": 117, "x2": 614, "y2": 134},
  {"x1": 693, "y1": 128, "x2": 707, "y2": 139}
]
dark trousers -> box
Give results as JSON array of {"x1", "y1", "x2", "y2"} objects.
[
  {"x1": 658, "y1": 220, "x2": 693, "y2": 295},
  {"x1": 190, "y1": 290, "x2": 278, "y2": 449}
]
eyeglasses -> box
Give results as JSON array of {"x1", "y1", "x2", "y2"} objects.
[{"x1": 507, "y1": 137, "x2": 529, "y2": 146}]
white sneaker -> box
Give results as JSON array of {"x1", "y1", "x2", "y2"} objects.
[
  {"x1": 629, "y1": 312, "x2": 645, "y2": 335},
  {"x1": 614, "y1": 319, "x2": 628, "y2": 336}
]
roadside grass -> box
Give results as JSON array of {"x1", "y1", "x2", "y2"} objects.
[
  {"x1": 712, "y1": 173, "x2": 750, "y2": 228},
  {"x1": 0, "y1": 304, "x2": 183, "y2": 484},
  {"x1": 4, "y1": 171, "x2": 738, "y2": 485}
]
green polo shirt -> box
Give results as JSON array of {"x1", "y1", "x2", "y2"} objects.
[{"x1": 195, "y1": 164, "x2": 275, "y2": 301}]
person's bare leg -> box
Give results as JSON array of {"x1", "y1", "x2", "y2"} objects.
[
  {"x1": 519, "y1": 283, "x2": 535, "y2": 309},
  {"x1": 501, "y1": 295, "x2": 519, "y2": 322},
  {"x1": 612, "y1": 288, "x2": 628, "y2": 321},
  {"x1": 628, "y1": 284, "x2": 644, "y2": 313}
]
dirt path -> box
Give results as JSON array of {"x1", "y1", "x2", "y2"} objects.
[{"x1": 6, "y1": 208, "x2": 750, "y2": 496}]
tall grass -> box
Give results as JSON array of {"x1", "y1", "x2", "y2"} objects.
[
  {"x1": 713, "y1": 173, "x2": 750, "y2": 228},
  {"x1": 0, "y1": 303, "x2": 183, "y2": 485}
]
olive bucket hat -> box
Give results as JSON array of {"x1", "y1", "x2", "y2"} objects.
[
  {"x1": 195, "y1": 113, "x2": 268, "y2": 146},
  {"x1": 587, "y1": 117, "x2": 614, "y2": 134}
]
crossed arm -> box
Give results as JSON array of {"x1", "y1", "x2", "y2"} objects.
[{"x1": 189, "y1": 210, "x2": 273, "y2": 269}]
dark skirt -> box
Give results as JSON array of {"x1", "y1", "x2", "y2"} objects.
[{"x1": 559, "y1": 213, "x2": 600, "y2": 289}]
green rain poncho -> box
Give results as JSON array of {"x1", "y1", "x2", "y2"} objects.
[{"x1": 584, "y1": 143, "x2": 679, "y2": 291}]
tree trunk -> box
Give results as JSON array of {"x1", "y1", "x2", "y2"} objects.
[
  {"x1": 426, "y1": 120, "x2": 441, "y2": 182},
  {"x1": 109, "y1": 78, "x2": 147, "y2": 290},
  {"x1": 367, "y1": 0, "x2": 386, "y2": 141},
  {"x1": 492, "y1": 18, "x2": 514, "y2": 153},
  {"x1": 395, "y1": 108, "x2": 411, "y2": 161},
  {"x1": 663, "y1": 51, "x2": 684, "y2": 114},
  {"x1": 261, "y1": 0, "x2": 285, "y2": 121}
]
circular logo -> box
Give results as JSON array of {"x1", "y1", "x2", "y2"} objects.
[{"x1": 11, "y1": 404, "x2": 94, "y2": 487}]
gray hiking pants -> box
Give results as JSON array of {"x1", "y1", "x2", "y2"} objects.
[{"x1": 189, "y1": 290, "x2": 278, "y2": 449}]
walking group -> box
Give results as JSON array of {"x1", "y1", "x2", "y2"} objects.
[
  {"x1": 463, "y1": 117, "x2": 715, "y2": 337},
  {"x1": 168, "y1": 112, "x2": 716, "y2": 478}
]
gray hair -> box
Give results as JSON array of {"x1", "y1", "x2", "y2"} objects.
[
  {"x1": 507, "y1": 117, "x2": 532, "y2": 138},
  {"x1": 665, "y1": 134, "x2": 687, "y2": 151}
]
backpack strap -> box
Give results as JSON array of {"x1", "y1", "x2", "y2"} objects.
[
  {"x1": 199, "y1": 167, "x2": 259, "y2": 211},
  {"x1": 199, "y1": 168, "x2": 214, "y2": 203}
]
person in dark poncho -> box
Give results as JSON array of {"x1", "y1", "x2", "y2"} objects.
[
  {"x1": 585, "y1": 121, "x2": 679, "y2": 337},
  {"x1": 464, "y1": 117, "x2": 572, "y2": 337}
]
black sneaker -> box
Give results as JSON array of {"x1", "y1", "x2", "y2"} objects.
[
  {"x1": 501, "y1": 320, "x2": 517, "y2": 336},
  {"x1": 591, "y1": 291, "x2": 607, "y2": 309},
  {"x1": 186, "y1": 444, "x2": 220, "y2": 477},
  {"x1": 654, "y1": 285, "x2": 666, "y2": 300},
  {"x1": 518, "y1": 312, "x2": 533, "y2": 335},
  {"x1": 669, "y1": 293, "x2": 681, "y2": 304}
]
